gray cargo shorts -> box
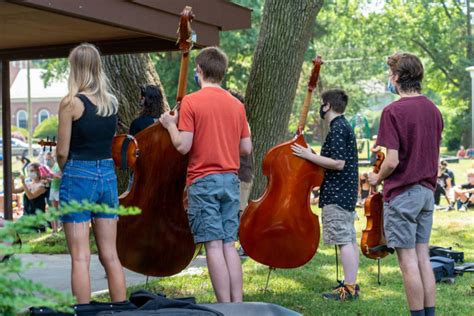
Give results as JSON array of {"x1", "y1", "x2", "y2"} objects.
[
  {"x1": 384, "y1": 184, "x2": 434, "y2": 249},
  {"x1": 322, "y1": 204, "x2": 357, "y2": 245},
  {"x1": 187, "y1": 173, "x2": 240, "y2": 244}
]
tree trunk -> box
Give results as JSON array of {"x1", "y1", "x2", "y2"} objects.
[
  {"x1": 102, "y1": 54, "x2": 169, "y2": 192},
  {"x1": 245, "y1": 0, "x2": 324, "y2": 197}
]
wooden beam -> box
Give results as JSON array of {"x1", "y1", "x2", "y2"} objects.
[
  {"x1": 0, "y1": 37, "x2": 191, "y2": 61},
  {"x1": 1, "y1": 60, "x2": 13, "y2": 220}
]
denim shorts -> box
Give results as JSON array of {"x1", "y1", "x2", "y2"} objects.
[
  {"x1": 187, "y1": 173, "x2": 240, "y2": 244},
  {"x1": 59, "y1": 159, "x2": 119, "y2": 223}
]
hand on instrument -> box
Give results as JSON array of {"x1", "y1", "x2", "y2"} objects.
[
  {"x1": 368, "y1": 172, "x2": 380, "y2": 186},
  {"x1": 291, "y1": 143, "x2": 313, "y2": 160},
  {"x1": 159, "y1": 111, "x2": 178, "y2": 129}
]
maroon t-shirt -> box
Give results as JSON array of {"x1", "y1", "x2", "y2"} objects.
[{"x1": 376, "y1": 95, "x2": 443, "y2": 202}]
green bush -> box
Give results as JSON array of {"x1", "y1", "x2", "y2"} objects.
[
  {"x1": 0, "y1": 126, "x2": 28, "y2": 139},
  {"x1": 33, "y1": 116, "x2": 58, "y2": 139}
]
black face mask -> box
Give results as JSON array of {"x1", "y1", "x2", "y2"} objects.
[{"x1": 319, "y1": 103, "x2": 328, "y2": 120}]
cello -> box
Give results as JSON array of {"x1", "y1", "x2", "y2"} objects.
[
  {"x1": 239, "y1": 57, "x2": 324, "y2": 269},
  {"x1": 113, "y1": 7, "x2": 196, "y2": 277},
  {"x1": 360, "y1": 150, "x2": 392, "y2": 260}
]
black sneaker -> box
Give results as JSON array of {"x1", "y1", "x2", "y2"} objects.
[{"x1": 323, "y1": 284, "x2": 359, "y2": 301}]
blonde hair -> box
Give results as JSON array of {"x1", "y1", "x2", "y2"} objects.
[{"x1": 63, "y1": 43, "x2": 118, "y2": 116}]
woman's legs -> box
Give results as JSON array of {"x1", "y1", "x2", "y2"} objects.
[
  {"x1": 64, "y1": 221, "x2": 92, "y2": 304},
  {"x1": 92, "y1": 218, "x2": 126, "y2": 301}
]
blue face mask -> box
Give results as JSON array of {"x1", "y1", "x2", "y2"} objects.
[
  {"x1": 387, "y1": 79, "x2": 398, "y2": 94},
  {"x1": 194, "y1": 70, "x2": 201, "y2": 88}
]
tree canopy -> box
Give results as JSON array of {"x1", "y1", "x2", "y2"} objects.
[{"x1": 40, "y1": 0, "x2": 473, "y2": 149}]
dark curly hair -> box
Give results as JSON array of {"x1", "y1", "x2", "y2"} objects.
[{"x1": 139, "y1": 85, "x2": 164, "y2": 118}]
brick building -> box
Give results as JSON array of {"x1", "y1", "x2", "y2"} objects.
[{"x1": 9, "y1": 61, "x2": 66, "y2": 130}]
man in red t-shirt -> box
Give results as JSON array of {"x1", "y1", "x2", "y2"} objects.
[
  {"x1": 160, "y1": 47, "x2": 252, "y2": 303},
  {"x1": 369, "y1": 53, "x2": 443, "y2": 316}
]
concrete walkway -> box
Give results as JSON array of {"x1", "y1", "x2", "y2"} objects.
[{"x1": 17, "y1": 254, "x2": 207, "y2": 295}]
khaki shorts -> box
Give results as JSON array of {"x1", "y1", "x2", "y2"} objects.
[
  {"x1": 384, "y1": 184, "x2": 434, "y2": 249},
  {"x1": 240, "y1": 180, "x2": 253, "y2": 210},
  {"x1": 322, "y1": 204, "x2": 357, "y2": 245}
]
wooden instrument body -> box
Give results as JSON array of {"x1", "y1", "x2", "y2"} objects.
[
  {"x1": 239, "y1": 133, "x2": 324, "y2": 268},
  {"x1": 112, "y1": 135, "x2": 139, "y2": 169},
  {"x1": 360, "y1": 192, "x2": 388, "y2": 259},
  {"x1": 360, "y1": 151, "x2": 389, "y2": 259},
  {"x1": 115, "y1": 124, "x2": 195, "y2": 276},
  {"x1": 113, "y1": 6, "x2": 196, "y2": 277}
]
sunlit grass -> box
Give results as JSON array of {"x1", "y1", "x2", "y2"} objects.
[{"x1": 92, "y1": 207, "x2": 474, "y2": 315}]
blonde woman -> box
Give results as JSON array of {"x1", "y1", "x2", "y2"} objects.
[{"x1": 56, "y1": 43, "x2": 125, "y2": 304}]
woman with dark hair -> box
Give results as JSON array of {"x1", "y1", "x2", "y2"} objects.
[
  {"x1": 129, "y1": 85, "x2": 165, "y2": 136},
  {"x1": 12, "y1": 163, "x2": 47, "y2": 217}
]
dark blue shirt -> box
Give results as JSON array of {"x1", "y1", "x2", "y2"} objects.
[
  {"x1": 319, "y1": 115, "x2": 358, "y2": 212},
  {"x1": 129, "y1": 115, "x2": 156, "y2": 136}
]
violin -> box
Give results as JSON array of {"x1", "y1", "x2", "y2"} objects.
[
  {"x1": 239, "y1": 57, "x2": 324, "y2": 269},
  {"x1": 37, "y1": 137, "x2": 57, "y2": 152},
  {"x1": 360, "y1": 151, "x2": 391, "y2": 259},
  {"x1": 112, "y1": 6, "x2": 196, "y2": 277}
]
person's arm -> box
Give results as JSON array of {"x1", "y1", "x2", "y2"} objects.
[
  {"x1": 291, "y1": 144, "x2": 346, "y2": 170},
  {"x1": 291, "y1": 126, "x2": 346, "y2": 171},
  {"x1": 159, "y1": 111, "x2": 194, "y2": 155},
  {"x1": 446, "y1": 177, "x2": 452, "y2": 191},
  {"x1": 20, "y1": 176, "x2": 46, "y2": 200},
  {"x1": 12, "y1": 179, "x2": 24, "y2": 194},
  {"x1": 22, "y1": 183, "x2": 46, "y2": 200},
  {"x1": 240, "y1": 137, "x2": 252, "y2": 156},
  {"x1": 57, "y1": 99, "x2": 74, "y2": 171},
  {"x1": 368, "y1": 149, "x2": 399, "y2": 186}
]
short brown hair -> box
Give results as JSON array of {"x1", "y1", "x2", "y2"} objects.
[
  {"x1": 321, "y1": 89, "x2": 349, "y2": 114},
  {"x1": 387, "y1": 53, "x2": 424, "y2": 93},
  {"x1": 195, "y1": 47, "x2": 228, "y2": 84}
]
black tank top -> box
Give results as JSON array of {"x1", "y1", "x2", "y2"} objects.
[{"x1": 69, "y1": 94, "x2": 117, "y2": 160}]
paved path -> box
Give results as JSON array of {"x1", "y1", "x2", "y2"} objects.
[{"x1": 17, "y1": 254, "x2": 207, "y2": 295}]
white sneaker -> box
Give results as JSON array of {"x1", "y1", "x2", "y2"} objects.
[{"x1": 459, "y1": 205, "x2": 467, "y2": 212}]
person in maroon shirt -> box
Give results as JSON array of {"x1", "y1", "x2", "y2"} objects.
[{"x1": 369, "y1": 53, "x2": 443, "y2": 316}]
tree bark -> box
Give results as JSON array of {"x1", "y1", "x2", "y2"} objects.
[
  {"x1": 102, "y1": 54, "x2": 169, "y2": 192},
  {"x1": 245, "y1": 0, "x2": 324, "y2": 197}
]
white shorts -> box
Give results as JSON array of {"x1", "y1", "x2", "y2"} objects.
[{"x1": 49, "y1": 190, "x2": 60, "y2": 202}]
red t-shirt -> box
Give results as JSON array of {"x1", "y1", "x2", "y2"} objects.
[
  {"x1": 376, "y1": 95, "x2": 443, "y2": 202},
  {"x1": 178, "y1": 87, "x2": 250, "y2": 185}
]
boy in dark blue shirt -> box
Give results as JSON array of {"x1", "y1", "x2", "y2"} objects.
[{"x1": 292, "y1": 89, "x2": 359, "y2": 300}]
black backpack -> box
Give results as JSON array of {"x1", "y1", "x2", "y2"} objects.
[
  {"x1": 97, "y1": 290, "x2": 222, "y2": 316},
  {"x1": 429, "y1": 245, "x2": 464, "y2": 263},
  {"x1": 430, "y1": 256, "x2": 455, "y2": 283},
  {"x1": 30, "y1": 290, "x2": 222, "y2": 316}
]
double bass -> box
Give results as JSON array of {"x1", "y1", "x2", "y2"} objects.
[
  {"x1": 239, "y1": 57, "x2": 324, "y2": 269},
  {"x1": 113, "y1": 7, "x2": 196, "y2": 277},
  {"x1": 360, "y1": 151, "x2": 392, "y2": 259}
]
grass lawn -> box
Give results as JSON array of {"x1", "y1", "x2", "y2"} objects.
[
  {"x1": 91, "y1": 208, "x2": 474, "y2": 315},
  {"x1": 20, "y1": 230, "x2": 97, "y2": 254},
  {"x1": 19, "y1": 158, "x2": 474, "y2": 314}
]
